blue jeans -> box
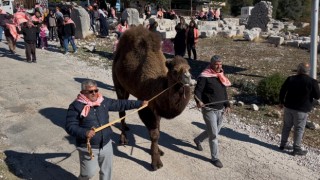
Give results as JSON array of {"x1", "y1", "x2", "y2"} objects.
[
  {"x1": 77, "y1": 141, "x2": 113, "y2": 180},
  {"x1": 194, "y1": 107, "x2": 224, "y2": 161},
  {"x1": 63, "y1": 36, "x2": 77, "y2": 53},
  {"x1": 0, "y1": 26, "x2": 3, "y2": 41}
]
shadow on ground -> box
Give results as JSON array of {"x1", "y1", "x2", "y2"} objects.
[
  {"x1": 39, "y1": 107, "x2": 76, "y2": 146},
  {"x1": 111, "y1": 123, "x2": 210, "y2": 170},
  {"x1": 4, "y1": 150, "x2": 77, "y2": 180},
  {"x1": 0, "y1": 47, "x2": 25, "y2": 61},
  {"x1": 191, "y1": 121, "x2": 279, "y2": 151},
  {"x1": 74, "y1": 77, "x2": 115, "y2": 91}
]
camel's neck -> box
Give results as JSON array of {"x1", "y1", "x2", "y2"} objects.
[{"x1": 155, "y1": 82, "x2": 191, "y2": 119}]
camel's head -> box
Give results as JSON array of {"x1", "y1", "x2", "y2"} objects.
[{"x1": 166, "y1": 56, "x2": 192, "y2": 86}]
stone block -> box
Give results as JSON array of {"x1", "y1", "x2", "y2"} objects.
[
  {"x1": 223, "y1": 18, "x2": 240, "y2": 26},
  {"x1": 122, "y1": 8, "x2": 140, "y2": 26},
  {"x1": 300, "y1": 41, "x2": 311, "y2": 50},
  {"x1": 70, "y1": 7, "x2": 92, "y2": 39},
  {"x1": 160, "y1": 31, "x2": 176, "y2": 39},
  {"x1": 286, "y1": 40, "x2": 302, "y2": 48},
  {"x1": 243, "y1": 29, "x2": 260, "y2": 41},
  {"x1": 268, "y1": 36, "x2": 284, "y2": 46},
  {"x1": 199, "y1": 30, "x2": 217, "y2": 38}
]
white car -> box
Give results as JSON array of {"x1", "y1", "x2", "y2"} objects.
[{"x1": 0, "y1": 0, "x2": 14, "y2": 15}]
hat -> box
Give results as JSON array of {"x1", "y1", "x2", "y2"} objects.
[{"x1": 210, "y1": 55, "x2": 222, "y2": 63}]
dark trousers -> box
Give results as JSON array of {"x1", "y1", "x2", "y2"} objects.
[
  {"x1": 25, "y1": 42, "x2": 36, "y2": 62},
  {"x1": 187, "y1": 42, "x2": 197, "y2": 60},
  {"x1": 48, "y1": 26, "x2": 58, "y2": 41},
  {"x1": 40, "y1": 37, "x2": 48, "y2": 48},
  {"x1": 36, "y1": 32, "x2": 41, "y2": 48},
  {"x1": 57, "y1": 27, "x2": 64, "y2": 47}
]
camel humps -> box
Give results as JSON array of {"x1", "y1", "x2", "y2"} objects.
[{"x1": 112, "y1": 25, "x2": 192, "y2": 170}]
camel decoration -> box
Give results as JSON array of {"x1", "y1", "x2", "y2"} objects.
[{"x1": 112, "y1": 25, "x2": 192, "y2": 170}]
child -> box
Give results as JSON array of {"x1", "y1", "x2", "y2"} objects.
[{"x1": 39, "y1": 23, "x2": 48, "y2": 49}]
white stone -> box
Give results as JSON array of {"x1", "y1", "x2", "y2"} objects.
[
  {"x1": 160, "y1": 31, "x2": 176, "y2": 39},
  {"x1": 70, "y1": 7, "x2": 92, "y2": 39},
  {"x1": 122, "y1": 8, "x2": 140, "y2": 26},
  {"x1": 251, "y1": 104, "x2": 259, "y2": 111},
  {"x1": 237, "y1": 101, "x2": 245, "y2": 106}
]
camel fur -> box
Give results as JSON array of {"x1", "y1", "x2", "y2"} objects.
[{"x1": 112, "y1": 25, "x2": 192, "y2": 170}]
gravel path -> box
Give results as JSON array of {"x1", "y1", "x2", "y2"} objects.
[{"x1": 0, "y1": 40, "x2": 319, "y2": 180}]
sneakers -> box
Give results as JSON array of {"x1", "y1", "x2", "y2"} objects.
[
  {"x1": 211, "y1": 159, "x2": 223, "y2": 168},
  {"x1": 292, "y1": 149, "x2": 308, "y2": 156},
  {"x1": 194, "y1": 139, "x2": 203, "y2": 151},
  {"x1": 74, "y1": 50, "x2": 78, "y2": 54},
  {"x1": 279, "y1": 144, "x2": 293, "y2": 151}
]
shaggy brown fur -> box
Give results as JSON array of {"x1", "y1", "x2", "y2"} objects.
[{"x1": 112, "y1": 25, "x2": 191, "y2": 170}]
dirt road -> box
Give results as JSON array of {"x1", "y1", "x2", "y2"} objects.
[{"x1": 0, "y1": 41, "x2": 319, "y2": 180}]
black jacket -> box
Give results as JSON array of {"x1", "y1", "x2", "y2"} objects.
[
  {"x1": 18, "y1": 26, "x2": 40, "y2": 43},
  {"x1": 194, "y1": 76, "x2": 230, "y2": 110},
  {"x1": 279, "y1": 74, "x2": 320, "y2": 112},
  {"x1": 66, "y1": 97, "x2": 143, "y2": 149},
  {"x1": 62, "y1": 23, "x2": 75, "y2": 37}
]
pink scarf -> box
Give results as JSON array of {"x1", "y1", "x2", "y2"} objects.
[
  {"x1": 199, "y1": 66, "x2": 231, "y2": 86},
  {"x1": 6, "y1": 23, "x2": 19, "y2": 41},
  {"x1": 64, "y1": 19, "x2": 76, "y2": 27},
  {"x1": 76, "y1": 93, "x2": 104, "y2": 117}
]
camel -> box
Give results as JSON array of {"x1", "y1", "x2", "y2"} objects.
[{"x1": 112, "y1": 25, "x2": 192, "y2": 170}]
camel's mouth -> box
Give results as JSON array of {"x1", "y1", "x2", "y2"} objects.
[{"x1": 180, "y1": 72, "x2": 192, "y2": 86}]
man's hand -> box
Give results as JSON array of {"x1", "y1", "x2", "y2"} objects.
[
  {"x1": 197, "y1": 102, "x2": 204, "y2": 108},
  {"x1": 142, "y1": 100, "x2": 148, "y2": 107},
  {"x1": 86, "y1": 129, "x2": 95, "y2": 138}
]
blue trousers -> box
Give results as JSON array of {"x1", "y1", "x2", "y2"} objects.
[{"x1": 63, "y1": 36, "x2": 77, "y2": 53}]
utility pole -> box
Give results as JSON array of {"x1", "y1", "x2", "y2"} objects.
[{"x1": 310, "y1": 0, "x2": 319, "y2": 79}]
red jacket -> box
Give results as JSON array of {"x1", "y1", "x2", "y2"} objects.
[{"x1": 186, "y1": 28, "x2": 199, "y2": 44}]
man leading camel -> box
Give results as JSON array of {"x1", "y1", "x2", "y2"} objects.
[
  {"x1": 194, "y1": 55, "x2": 231, "y2": 168},
  {"x1": 66, "y1": 79, "x2": 148, "y2": 179}
]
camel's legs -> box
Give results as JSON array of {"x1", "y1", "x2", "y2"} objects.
[
  {"x1": 113, "y1": 76, "x2": 130, "y2": 144},
  {"x1": 139, "y1": 108, "x2": 163, "y2": 170}
]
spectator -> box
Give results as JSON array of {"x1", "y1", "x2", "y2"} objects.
[
  {"x1": 56, "y1": 9, "x2": 64, "y2": 48},
  {"x1": 18, "y1": 21, "x2": 40, "y2": 63},
  {"x1": 157, "y1": 7, "x2": 164, "y2": 19},
  {"x1": 214, "y1": 8, "x2": 220, "y2": 21},
  {"x1": 185, "y1": 20, "x2": 199, "y2": 61},
  {"x1": 47, "y1": 10, "x2": 58, "y2": 41},
  {"x1": 4, "y1": 15, "x2": 18, "y2": 54},
  {"x1": 115, "y1": 19, "x2": 129, "y2": 36},
  {"x1": 65, "y1": 79, "x2": 148, "y2": 180},
  {"x1": 0, "y1": 7, "x2": 10, "y2": 42},
  {"x1": 279, "y1": 62, "x2": 320, "y2": 156},
  {"x1": 174, "y1": 16, "x2": 187, "y2": 57},
  {"x1": 31, "y1": 11, "x2": 43, "y2": 48},
  {"x1": 194, "y1": 55, "x2": 231, "y2": 168},
  {"x1": 62, "y1": 14, "x2": 77, "y2": 54},
  {"x1": 87, "y1": 6, "x2": 95, "y2": 34},
  {"x1": 39, "y1": 23, "x2": 48, "y2": 49},
  {"x1": 98, "y1": 8, "x2": 109, "y2": 37}
]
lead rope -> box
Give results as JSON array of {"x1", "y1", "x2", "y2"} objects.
[{"x1": 87, "y1": 82, "x2": 179, "y2": 159}]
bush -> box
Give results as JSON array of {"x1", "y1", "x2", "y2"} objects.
[
  {"x1": 234, "y1": 79, "x2": 257, "y2": 95},
  {"x1": 256, "y1": 73, "x2": 286, "y2": 104}
]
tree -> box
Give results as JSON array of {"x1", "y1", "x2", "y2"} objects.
[
  {"x1": 300, "y1": 0, "x2": 312, "y2": 22},
  {"x1": 277, "y1": 0, "x2": 302, "y2": 20}
]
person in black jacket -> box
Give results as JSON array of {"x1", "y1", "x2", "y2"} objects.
[
  {"x1": 18, "y1": 21, "x2": 40, "y2": 63},
  {"x1": 66, "y1": 79, "x2": 148, "y2": 180},
  {"x1": 193, "y1": 55, "x2": 231, "y2": 168},
  {"x1": 279, "y1": 62, "x2": 320, "y2": 156},
  {"x1": 62, "y1": 14, "x2": 77, "y2": 54}
]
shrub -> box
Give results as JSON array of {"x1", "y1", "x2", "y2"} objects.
[
  {"x1": 257, "y1": 73, "x2": 286, "y2": 104},
  {"x1": 234, "y1": 79, "x2": 257, "y2": 95}
]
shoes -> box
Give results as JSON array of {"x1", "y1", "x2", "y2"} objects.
[
  {"x1": 211, "y1": 159, "x2": 223, "y2": 168},
  {"x1": 279, "y1": 144, "x2": 293, "y2": 151},
  {"x1": 32, "y1": 60, "x2": 37, "y2": 63},
  {"x1": 292, "y1": 149, "x2": 308, "y2": 156},
  {"x1": 27, "y1": 60, "x2": 32, "y2": 63},
  {"x1": 74, "y1": 50, "x2": 78, "y2": 54},
  {"x1": 194, "y1": 139, "x2": 203, "y2": 151},
  {"x1": 64, "y1": 52, "x2": 69, "y2": 55}
]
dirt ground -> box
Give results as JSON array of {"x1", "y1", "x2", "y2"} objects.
[{"x1": 0, "y1": 39, "x2": 319, "y2": 180}]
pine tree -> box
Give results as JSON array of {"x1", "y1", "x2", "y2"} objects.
[{"x1": 277, "y1": 0, "x2": 302, "y2": 20}]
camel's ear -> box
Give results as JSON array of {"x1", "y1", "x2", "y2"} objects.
[{"x1": 165, "y1": 60, "x2": 173, "y2": 70}]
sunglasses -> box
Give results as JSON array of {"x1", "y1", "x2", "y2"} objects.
[{"x1": 84, "y1": 89, "x2": 99, "y2": 94}]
